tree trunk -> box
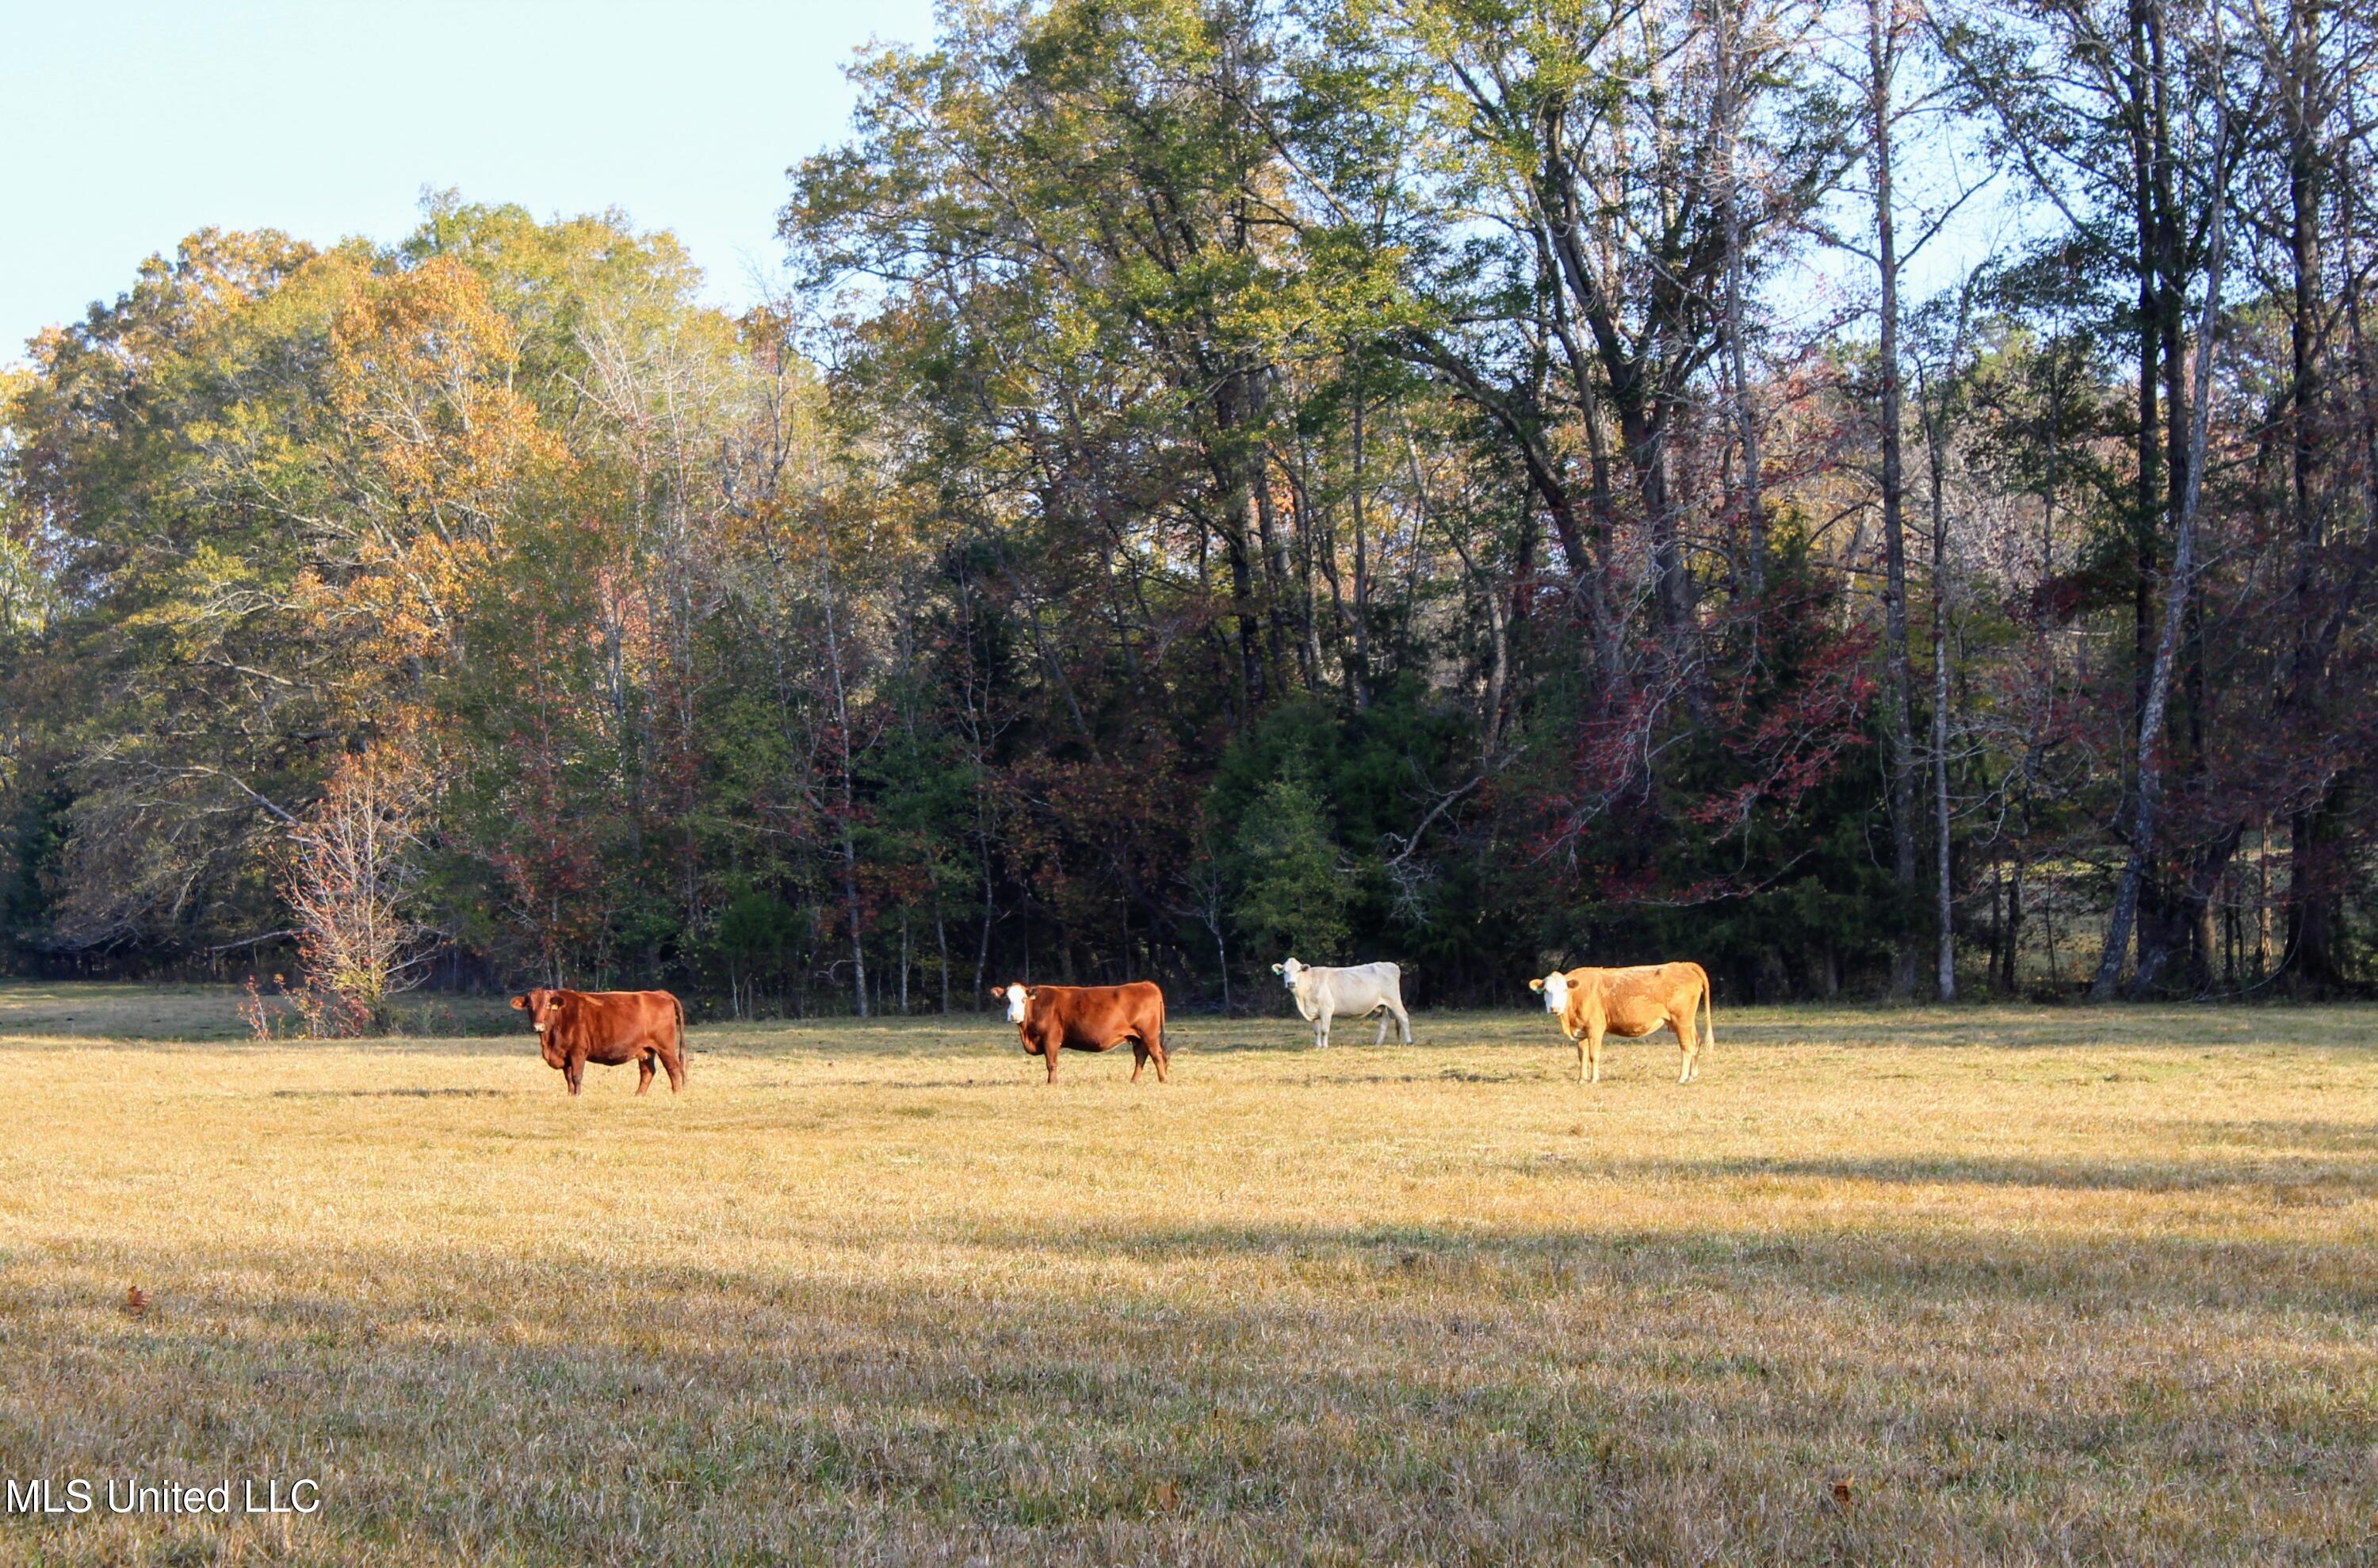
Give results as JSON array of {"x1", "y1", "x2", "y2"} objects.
[
  {"x1": 1869, "y1": 0, "x2": 1921, "y2": 1000},
  {"x1": 2288, "y1": 805, "x2": 2341, "y2": 987},
  {"x1": 2106, "y1": 0, "x2": 2166, "y2": 1000},
  {"x1": 1717, "y1": 0, "x2": 1764, "y2": 598},
  {"x1": 976, "y1": 835, "x2": 996, "y2": 1008},
  {"x1": 1349, "y1": 394, "x2": 1374, "y2": 709},
  {"x1": 2277, "y1": 0, "x2": 2346, "y2": 993},
  {"x1": 2094, "y1": 64, "x2": 2231, "y2": 1000},
  {"x1": 2003, "y1": 859, "x2": 2024, "y2": 994},
  {"x1": 1213, "y1": 373, "x2": 1271, "y2": 712},
  {"x1": 936, "y1": 906, "x2": 950, "y2": 1015},
  {"x1": 1921, "y1": 284, "x2": 1972, "y2": 1002},
  {"x1": 814, "y1": 528, "x2": 869, "y2": 1019},
  {"x1": 840, "y1": 821, "x2": 868, "y2": 1019}
]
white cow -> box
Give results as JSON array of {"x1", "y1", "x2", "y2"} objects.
[{"x1": 1271, "y1": 957, "x2": 1413, "y2": 1050}]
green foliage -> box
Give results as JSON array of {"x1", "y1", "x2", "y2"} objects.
[
  {"x1": 6, "y1": 0, "x2": 2375, "y2": 1008},
  {"x1": 1229, "y1": 756, "x2": 1351, "y2": 963}
]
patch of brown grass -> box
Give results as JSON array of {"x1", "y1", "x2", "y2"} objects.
[{"x1": 2, "y1": 992, "x2": 2375, "y2": 1562}]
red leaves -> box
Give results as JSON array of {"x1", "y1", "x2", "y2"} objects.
[
  {"x1": 1530, "y1": 591, "x2": 1879, "y2": 904},
  {"x1": 1687, "y1": 635, "x2": 1879, "y2": 832}
]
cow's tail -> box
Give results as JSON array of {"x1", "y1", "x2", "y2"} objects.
[
  {"x1": 675, "y1": 992, "x2": 690, "y2": 1080},
  {"x1": 1699, "y1": 966, "x2": 1715, "y2": 1056}
]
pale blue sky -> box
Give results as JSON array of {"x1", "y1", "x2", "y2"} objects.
[
  {"x1": 1, "y1": 1, "x2": 939, "y2": 363},
  {"x1": 3, "y1": 2, "x2": 2014, "y2": 372}
]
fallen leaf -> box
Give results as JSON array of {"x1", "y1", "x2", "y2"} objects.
[
  {"x1": 1153, "y1": 1481, "x2": 1180, "y2": 1512},
  {"x1": 123, "y1": 1286, "x2": 150, "y2": 1317},
  {"x1": 1831, "y1": 1479, "x2": 1853, "y2": 1506}
]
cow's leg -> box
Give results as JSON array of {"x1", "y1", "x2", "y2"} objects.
[
  {"x1": 659, "y1": 1043, "x2": 686, "y2": 1093},
  {"x1": 1131, "y1": 1040, "x2": 1149, "y2": 1081},
  {"x1": 1042, "y1": 1033, "x2": 1060, "y2": 1084},
  {"x1": 1147, "y1": 1025, "x2": 1169, "y2": 1083},
  {"x1": 564, "y1": 1054, "x2": 586, "y2": 1096},
  {"x1": 637, "y1": 1054, "x2": 656, "y2": 1096},
  {"x1": 1584, "y1": 1025, "x2": 1604, "y2": 1085},
  {"x1": 1316, "y1": 1006, "x2": 1333, "y2": 1050},
  {"x1": 1672, "y1": 1012, "x2": 1698, "y2": 1084}
]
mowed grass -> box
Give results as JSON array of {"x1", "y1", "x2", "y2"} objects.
[{"x1": 2, "y1": 986, "x2": 2376, "y2": 1564}]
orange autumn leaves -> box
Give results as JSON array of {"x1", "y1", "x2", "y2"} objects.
[{"x1": 305, "y1": 256, "x2": 567, "y2": 703}]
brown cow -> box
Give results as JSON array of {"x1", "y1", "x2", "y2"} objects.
[
  {"x1": 510, "y1": 987, "x2": 688, "y2": 1096},
  {"x1": 1527, "y1": 963, "x2": 1713, "y2": 1085},
  {"x1": 995, "y1": 981, "x2": 1169, "y2": 1084}
]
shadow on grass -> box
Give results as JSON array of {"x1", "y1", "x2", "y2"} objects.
[
  {"x1": 268, "y1": 1087, "x2": 513, "y2": 1100},
  {"x1": 1563, "y1": 1150, "x2": 2378, "y2": 1197},
  {"x1": 5, "y1": 1213, "x2": 2372, "y2": 1564},
  {"x1": 2177, "y1": 1116, "x2": 2378, "y2": 1152},
  {"x1": 939, "y1": 1212, "x2": 2378, "y2": 1321}
]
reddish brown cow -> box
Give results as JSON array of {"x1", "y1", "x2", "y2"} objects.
[
  {"x1": 510, "y1": 987, "x2": 688, "y2": 1096},
  {"x1": 995, "y1": 981, "x2": 1169, "y2": 1084}
]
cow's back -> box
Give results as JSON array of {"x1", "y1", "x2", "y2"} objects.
[
  {"x1": 554, "y1": 989, "x2": 682, "y2": 1059},
  {"x1": 1583, "y1": 964, "x2": 1700, "y2": 1035},
  {"x1": 1033, "y1": 981, "x2": 1163, "y2": 1046},
  {"x1": 1080, "y1": 980, "x2": 1164, "y2": 1038},
  {"x1": 1300, "y1": 962, "x2": 1399, "y2": 1010}
]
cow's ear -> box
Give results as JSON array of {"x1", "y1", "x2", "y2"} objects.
[
  {"x1": 1270, "y1": 963, "x2": 1283, "y2": 974},
  {"x1": 1528, "y1": 978, "x2": 1545, "y2": 992},
  {"x1": 509, "y1": 994, "x2": 526, "y2": 1009}
]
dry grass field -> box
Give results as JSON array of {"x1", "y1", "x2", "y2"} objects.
[{"x1": 2, "y1": 984, "x2": 2376, "y2": 1564}]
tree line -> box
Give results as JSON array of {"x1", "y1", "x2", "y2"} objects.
[{"x1": 2, "y1": 0, "x2": 2372, "y2": 1019}]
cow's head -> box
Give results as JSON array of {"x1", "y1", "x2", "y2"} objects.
[
  {"x1": 511, "y1": 994, "x2": 561, "y2": 1032},
  {"x1": 1529, "y1": 972, "x2": 1572, "y2": 1015},
  {"x1": 1271, "y1": 957, "x2": 1305, "y2": 990},
  {"x1": 996, "y1": 982, "x2": 1034, "y2": 1024},
  {"x1": 510, "y1": 989, "x2": 568, "y2": 1061}
]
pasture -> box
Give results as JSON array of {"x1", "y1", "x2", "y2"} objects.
[{"x1": 2, "y1": 985, "x2": 2375, "y2": 1564}]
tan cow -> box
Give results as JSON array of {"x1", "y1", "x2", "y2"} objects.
[{"x1": 1527, "y1": 963, "x2": 1712, "y2": 1085}]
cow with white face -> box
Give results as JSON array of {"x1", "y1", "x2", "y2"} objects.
[
  {"x1": 1530, "y1": 962, "x2": 1712, "y2": 1085},
  {"x1": 995, "y1": 980, "x2": 1169, "y2": 1084},
  {"x1": 1270, "y1": 958, "x2": 1413, "y2": 1050}
]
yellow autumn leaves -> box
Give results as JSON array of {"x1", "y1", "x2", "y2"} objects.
[{"x1": 306, "y1": 255, "x2": 566, "y2": 695}]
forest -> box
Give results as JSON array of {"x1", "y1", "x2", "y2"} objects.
[{"x1": 1, "y1": 0, "x2": 2372, "y2": 1019}]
